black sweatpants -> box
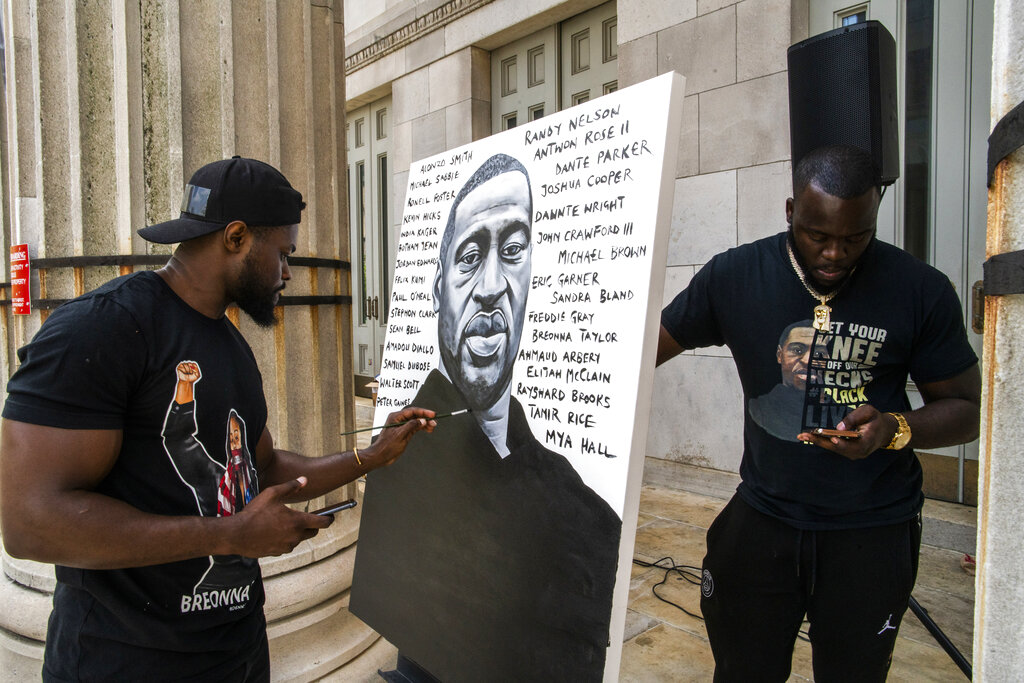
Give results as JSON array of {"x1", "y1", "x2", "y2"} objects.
[{"x1": 700, "y1": 495, "x2": 921, "y2": 682}]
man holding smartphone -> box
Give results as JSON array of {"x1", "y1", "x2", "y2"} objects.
[
  {"x1": 0, "y1": 157, "x2": 435, "y2": 681},
  {"x1": 657, "y1": 145, "x2": 980, "y2": 681}
]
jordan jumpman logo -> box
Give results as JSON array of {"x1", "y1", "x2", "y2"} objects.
[{"x1": 877, "y1": 614, "x2": 897, "y2": 635}]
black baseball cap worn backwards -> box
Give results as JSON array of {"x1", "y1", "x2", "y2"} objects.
[{"x1": 138, "y1": 156, "x2": 305, "y2": 244}]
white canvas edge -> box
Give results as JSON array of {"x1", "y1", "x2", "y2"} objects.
[{"x1": 602, "y1": 70, "x2": 686, "y2": 682}]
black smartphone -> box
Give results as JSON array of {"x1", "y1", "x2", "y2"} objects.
[{"x1": 312, "y1": 499, "x2": 358, "y2": 516}]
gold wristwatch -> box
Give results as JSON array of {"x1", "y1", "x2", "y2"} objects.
[{"x1": 885, "y1": 412, "x2": 911, "y2": 450}]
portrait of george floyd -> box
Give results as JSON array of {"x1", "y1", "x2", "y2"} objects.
[
  {"x1": 351, "y1": 73, "x2": 685, "y2": 682},
  {"x1": 747, "y1": 320, "x2": 825, "y2": 441}
]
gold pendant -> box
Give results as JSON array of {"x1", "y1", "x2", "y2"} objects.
[{"x1": 813, "y1": 303, "x2": 831, "y2": 331}]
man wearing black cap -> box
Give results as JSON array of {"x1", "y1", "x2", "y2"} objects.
[
  {"x1": 657, "y1": 145, "x2": 980, "y2": 681},
  {"x1": 0, "y1": 156, "x2": 436, "y2": 681}
]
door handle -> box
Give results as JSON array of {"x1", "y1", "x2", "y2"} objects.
[{"x1": 372, "y1": 296, "x2": 379, "y2": 320}]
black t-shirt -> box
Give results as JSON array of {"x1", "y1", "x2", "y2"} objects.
[
  {"x1": 661, "y1": 232, "x2": 977, "y2": 529},
  {"x1": 3, "y1": 271, "x2": 269, "y2": 677}
]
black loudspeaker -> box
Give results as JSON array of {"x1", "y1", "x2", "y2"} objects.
[{"x1": 787, "y1": 20, "x2": 899, "y2": 186}]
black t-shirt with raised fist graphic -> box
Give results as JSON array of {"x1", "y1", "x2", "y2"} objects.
[{"x1": 4, "y1": 271, "x2": 268, "y2": 679}]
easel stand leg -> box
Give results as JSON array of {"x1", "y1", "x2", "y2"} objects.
[{"x1": 907, "y1": 595, "x2": 972, "y2": 679}]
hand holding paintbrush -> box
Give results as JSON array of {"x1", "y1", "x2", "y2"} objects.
[{"x1": 340, "y1": 408, "x2": 470, "y2": 437}]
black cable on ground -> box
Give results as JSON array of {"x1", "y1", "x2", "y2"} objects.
[
  {"x1": 632, "y1": 556, "x2": 704, "y2": 621},
  {"x1": 631, "y1": 556, "x2": 812, "y2": 641}
]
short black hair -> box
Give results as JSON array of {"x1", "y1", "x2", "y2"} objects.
[
  {"x1": 778, "y1": 320, "x2": 814, "y2": 347},
  {"x1": 438, "y1": 154, "x2": 532, "y2": 267},
  {"x1": 793, "y1": 145, "x2": 877, "y2": 199}
]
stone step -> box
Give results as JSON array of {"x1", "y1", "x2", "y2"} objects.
[{"x1": 921, "y1": 497, "x2": 977, "y2": 556}]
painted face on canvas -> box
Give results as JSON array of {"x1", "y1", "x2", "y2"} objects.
[{"x1": 434, "y1": 171, "x2": 532, "y2": 410}]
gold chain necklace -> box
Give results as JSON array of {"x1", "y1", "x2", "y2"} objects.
[{"x1": 786, "y1": 239, "x2": 850, "y2": 332}]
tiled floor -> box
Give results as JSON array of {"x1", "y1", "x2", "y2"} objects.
[{"x1": 354, "y1": 397, "x2": 975, "y2": 681}]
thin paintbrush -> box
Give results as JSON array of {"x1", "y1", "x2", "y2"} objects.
[{"x1": 339, "y1": 408, "x2": 470, "y2": 436}]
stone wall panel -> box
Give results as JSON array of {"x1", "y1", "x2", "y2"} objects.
[
  {"x1": 737, "y1": 0, "x2": 790, "y2": 82},
  {"x1": 737, "y1": 160, "x2": 791, "y2": 243},
  {"x1": 657, "y1": 6, "x2": 736, "y2": 96},
  {"x1": 698, "y1": 71, "x2": 790, "y2": 172},
  {"x1": 669, "y1": 170, "x2": 737, "y2": 266}
]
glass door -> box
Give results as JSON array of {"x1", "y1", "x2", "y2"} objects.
[{"x1": 347, "y1": 96, "x2": 392, "y2": 396}]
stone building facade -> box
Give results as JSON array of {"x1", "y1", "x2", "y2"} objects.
[
  {"x1": 341, "y1": 0, "x2": 995, "y2": 505},
  {"x1": 1, "y1": 0, "x2": 1022, "y2": 680},
  {"x1": 341, "y1": 0, "x2": 1017, "y2": 677}
]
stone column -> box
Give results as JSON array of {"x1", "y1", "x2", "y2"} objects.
[
  {"x1": 973, "y1": 0, "x2": 1024, "y2": 678},
  {"x1": 0, "y1": 1, "x2": 374, "y2": 680}
]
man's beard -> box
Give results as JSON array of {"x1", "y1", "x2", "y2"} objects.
[{"x1": 230, "y1": 251, "x2": 281, "y2": 328}]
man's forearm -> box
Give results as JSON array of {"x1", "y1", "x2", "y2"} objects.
[
  {"x1": 2, "y1": 490, "x2": 239, "y2": 569},
  {"x1": 257, "y1": 409, "x2": 436, "y2": 500},
  {"x1": 261, "y1": 448, "x2": 364, "y2": 502},
  {"x1": 902, "y1": 397, "x2": 980, "y2": 450}
]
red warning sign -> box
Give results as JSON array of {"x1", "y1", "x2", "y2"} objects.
[{"x1": 10, "y1": 244, "x2": 30, "y2": 315}]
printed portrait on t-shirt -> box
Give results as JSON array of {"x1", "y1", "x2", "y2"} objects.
[
  {"x1": 160, "y1": 360, "x2": 260, "y2": 597},
  {"x1": 748, "y1": 320, "x2": 821, "y2": 441},
  {"x1": 219, "y1": 409, "x2": 256, "y2": 515},
  {"x1": 748, "y1": 318, "x2": 889, "y2": 441}
]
